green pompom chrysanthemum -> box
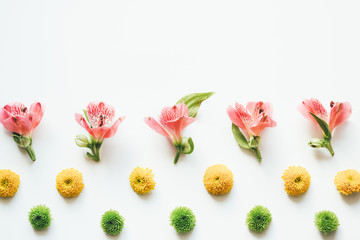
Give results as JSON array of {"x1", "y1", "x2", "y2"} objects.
[
  {"x1": 246, "y1": 205, "x2": 272, "y2": 233},
  {"x1": 314, "y1": 210, "x2": 339, "y2": 235},
  {"x1": 170, "y1": 206, "x2": 196, "y2": 233},
  {"x1": 101, "y1": 210, "x2": 125, "y2": 236},
  {"x1": 28, "y1": 205, "x2": 52, "y2": 230}
]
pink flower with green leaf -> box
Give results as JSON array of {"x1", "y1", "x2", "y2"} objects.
[
  {"x1": 227, "y1": 101, "x2": 276, "y2": 162},
  {"x1": 298, "y1": 98, "x2": 352, "y2": 156},
  {"x1": 145, "y1": 92, "x2": 214, "y2": 164},
  {"x1": 0, "y1": 102, "x2": 44, "y2": 161},
  {"x1": 75, "y1": 102, "x2": 125, "y2": 161},
  {"x1": 145, "y1": 103, "x2": 195, "y2": 163}
]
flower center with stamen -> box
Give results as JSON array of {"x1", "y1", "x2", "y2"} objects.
[
  {"x1": 1, "y1": 179, "x2": 9, "y2": 187},
  {"x1": 311, "y1": 99, "x2": 328, "y2": 120},
  {"x1": 235, "y1": 105, "x2": 252, "y2": 123},
  {"x1": 159, "y1": 106, "x2": 184, "y2": 126},
  {"x1": 87, "y1": 102, "x2": 115, "y2": 128},
  {"x1": 295, "y1": 177, "x2": 301, "y2": 183},
  {"x1": 65, "y1": 179, "x2": 72, "y2": 185},
  {"x1": 6, "y1": 103, "x2": 28, "y2": 117}
]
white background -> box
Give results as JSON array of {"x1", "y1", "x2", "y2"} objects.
[{"x1": 1, "y1": 0, "x2": 360, "y2": 239}]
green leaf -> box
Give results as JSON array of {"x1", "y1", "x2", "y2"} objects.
[
  {"x1": 83, "y1": 109, "x2": 90, "y2": 126},
  {"x1": 176, "y1": 92, "x2": 215, "y2": 118},
  {"x1": 231, "y1": 124, "x2": 250, "y2": 149},
  {"x1": 309, "y1": 112, "x2": 331, "y2": 140}
]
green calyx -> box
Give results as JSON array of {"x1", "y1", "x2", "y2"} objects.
[
  {"x1": 174, "y1": 137, "x2": 194, "y2": 164},
  {"x1": 308, "y1": 113, "x2": 334, "y2": 156},
  {"x1": 101, "y1": 210, "x2": 125, "y2": 236},
  {"x1": 170, "y1": 206, "x2": 196, "y2": 234},
  {"x1": 231, "y1": 124, "x2": 262, "y2": 162},
  {"x1": 12, "y1": 133, "x2": 36, "y2": 161},
  {"x1": 75, "y1": 134, "x2": 102, "y2": 161},
  {"x1": 28, "y1": 205, "x2": 52, "y2": 230},
  {"x1": 314, "y1": 210, "x2": 339, "y2": 235},
  {"x1": 246, "y1": 205, "x2": 272, "y2": 233}
]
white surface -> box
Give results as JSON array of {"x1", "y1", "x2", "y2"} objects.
[{"x1": 1, "y1": 0, "x2": 360, "y2": 239}]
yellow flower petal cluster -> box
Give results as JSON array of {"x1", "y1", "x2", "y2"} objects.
[
  {"x1": 203, "y1": 164, "x2": 234, "y2": 195},
  {"x1": 334, "y1": 169, "x2": 360, "y2": 195},
  {"x1": 282, "y1": 166, "x2": 311, "y2": 196},
  {"x1": 0, "y1": 169, "x2": 20, "y2": 198},
  {"x1": 56, "y1": 168, "x2": 84, "y2": 198},
  {"x1": 129, "y1": 167, "x2": 156, "y2": 194}
]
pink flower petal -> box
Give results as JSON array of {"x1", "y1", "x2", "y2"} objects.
[
  {"x1": 144, "y1": 117, "x2": 172, "y2": 139},
  {"x1": 329, "y1": 102, "x2": 352, "y2": 132},
  {"x1": 250, "y1": 116, "x2": 277, "y2": 136},
  {"x1": 166, "y1": 116, "x2": 195, "y2": 141},
  {"x1": 175, "y1": 102, "x2": 189, "y2": 117},
  {"x1": 75, "y1": 113, "x2": 94, "y2": 136},
  {"x1": 103, "y1": 116, "x2": 125, "y2": 138},
  {"x1": 1, "y1": 117, "x2": 19, "y2": 133},
  {"x1": 29, "y1": 102, "x2": 44, "y2": 130},
  {"x1": 227, "y1": 105, "x2": 252, "y2": 135},
  {"x1": 3, "y1": 105, "x2": 11, "y2": 113},
  {"x1": 91, "y1": 127, "x2": 110, "y2": 140},
  {"x1": 0, "y1": 108, "x2": 10, "y2": 122},
  {"x1": 2, "y1": 116, "x2": 32, "y2": 136},
  {"x1": 298, "y1": 98, "x2": 328, "y2": 124}
]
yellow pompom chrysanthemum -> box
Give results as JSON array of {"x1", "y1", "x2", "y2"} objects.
[
  {"x1": 56, "y1": 168, "x2": 84, "y2": 198},
  {"x1": 203, "y1": 164, "x2": 234, "y2": 195},
  {"x1": 282, "y1": 166, "x2": 311, "y2": 196},
  {"x1": 129, "y1": 167, "x2": 156, "y2": 194},
  {"x1": 0, "y1": 169, "x2": 20, "y2": 198},
  {"x1": 334, "y1": 169, "x2": 360, "y2": 195}
]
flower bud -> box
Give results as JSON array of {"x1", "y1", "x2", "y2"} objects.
[
  {"x1": 75, "y1": 135, "x2": 89, "y2": 148},
  {"x1": 308, "y1": 138, "x2": 327, "y2": 148}
]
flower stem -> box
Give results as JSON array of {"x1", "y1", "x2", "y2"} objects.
[
  {"x1": 25, "y1": 145, "x2": 36, "y2": 161},
  {"x1": 174, "y1": 151, "x2": 181, "y2": 164},
  {"x1": 89, "y1": 146, "x2": 100, "y2": 162},
  {"x1": 252, "y1": 147, "x2": 262, "y2": 162},
  {"x1": 86, "y1": 136, "x2": 102, "y2": 162},
  {"x1": 326, "y1": 141, "x2": 335, "y2": 156}
]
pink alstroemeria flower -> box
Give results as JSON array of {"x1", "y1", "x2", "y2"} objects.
[
  {"x1": 75, "y1": 102, "x2": 125, "y2": 161},
  {"x1": 0, "y1": 102, "x2": 44, "y2": 161},
  {"x1": 145, "y1": 103, "x2": 195, "y2": 164},
  {"x1": 227, "y1": 101, "x2": 276, "y2": 162},
  {"x1": 298, "y1": 98, "x2": 352, "y2": 156}
]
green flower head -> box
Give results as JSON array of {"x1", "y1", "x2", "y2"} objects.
[
  {"x1": 28, "y1": 205, "x2": 52, "y2": 230},
  {"x1": 170, "y1": 206, "x2": 196, "y2": 234},
  {"x1": 246, "y1": 205, "x2": 272, "y2": 233},
  {"x1": 314, "y1": 210, "x2": 339, "y2": 235},
  {"x1": 101, "y1": 210, "x2": 125, "y2": 236}
]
